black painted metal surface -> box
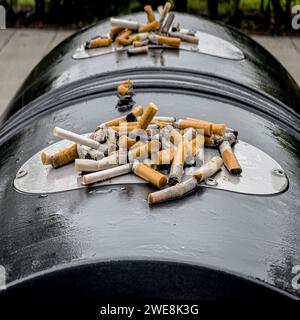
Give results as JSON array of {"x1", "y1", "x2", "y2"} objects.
[{"x1": 0, "y1": 13, "x2": 300, "y2": 300}]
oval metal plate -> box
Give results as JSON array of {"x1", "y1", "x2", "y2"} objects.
[
  {"x1": 72, "y1": 29, "x2": 244, "y2": 61},
  {"x1": 14, "y1": 138, "x2": 288, "y2": 195}
]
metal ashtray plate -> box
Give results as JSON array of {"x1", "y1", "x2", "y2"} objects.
[
  {"x1": 72, "y1": 29, "x2": 244, "y2": 61},
  {"x1": 14, "y1": 138, "x2": 288, "y2": 195}
]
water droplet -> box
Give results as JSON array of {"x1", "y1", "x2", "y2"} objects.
[{"x1": 38, "y1": 194, "x2": 48, "y2": 198}]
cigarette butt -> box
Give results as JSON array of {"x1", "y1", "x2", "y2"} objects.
[
  {"x1": 185, "y1": 135, "x2": 204, "y2": 161},
  {"x1": 75, "y1": 159, "x2": 100, "y2": 172},
  {"x1": 117, "y1": 79, "x2": 133, "y2": 96},
  {"x1": 154, "y1": 147, "x2": 175, "y2": 165},
  {"x1": 136, "y1": 102, "x2": 158, "y2": 130},
  {"x1": 118, "y1": 135, "x2": 137, "y2": 149},
  {"x1": 148, "y1": 177, "x2": 198, "y2": 204},
  {"x1": 193, "y1": 156, "x2": 223, "y2": 181},
  {"x1": 144, "y1": 5, "x2": 156, "y2": 22},
  {"x1": 186, "y1": 118, "x2": 226, "y2": 136},
  {"x1": 129, "y1": 140, "x2": 160, "y2": 161},
  {"x1": 168, "y1": 140, "x2": 185, "y2": 186},
  {"x1": 133, "y1": 162, "x2": 167, "y2": 189},
  {"x1": 162, "y1": 12, "x2": 175, "y2": 33},
  {"x1": 76, "y1": 144, "x2": 105, "y2": 160},
  {"x1": 171, "y1": 21, "x2": 180, "y2": 32},
  {"x1": 99, "y1": 106, "x2": 143, "y2": 128},
  {"x1": 115, "y1": 30, "x2": 132, "y2": 46},
  {"x1": 110, "y1": 18, "x2": 139, "y2": 30},
  {"x1": 127, "y1": 46, "x2": 149, "y2": 55},
  {"x1": 107, "y1": 138, "x2": 118, "y2": 155},
  {"x1": 175, "y1": 119, "x2": 212, "y2": 136},
  {"x1": 82, "y1": 163, "x2": 132, "y2": 185},
  {"x1": 169, "y1": 32, "x2": 199, "y2": 44},
  {"x1": 169, "y1": 128, "x2": 183, "y2": 146},
  {"x1": 219, "y1": 141, "x2": 242, "y2": 175},
  {"x1": 41, "y1": 143, "x2": 78, "y2": 169},
  {"x1": 138, "y1": 20, "x2": 160, "y2": 33},
  {"x1": 86, "y1": 37, "x2": 112, "y2": 49},
  {"x1": 96, "y1": 153, "x2": 121, "y2": 171},
  {"x1": 110, "y1": 125, "x2": 136, "y2": 133},
  {"x1": 110, "y1": 26, "x2": 124, "y2": 40},
  {"x1": 133, "y1": 39, "x2": 149, "y2": 47},
  {"x1": 157, "y1": 5, "x2": 164, "y2": 18},
  {"x1": 53, "y1": 127, "x2": 100, "y2": 150},
  {"x1": 157, "y1": 35, "x2": 181, "y2": 47},
  {"x1": 159, "y1": 2, "x2": 172, "y2": 25}
]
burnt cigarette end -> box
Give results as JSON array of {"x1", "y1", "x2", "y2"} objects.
[
  {"x1": 230, "y1": 168, "x2": 242, "y2": 175},
  {"x1": 168, "y1": 176, "x2": 179, "y2": 186},
  {"x1": 126, "y1": 112, "x2": 137, "y2": 122}
]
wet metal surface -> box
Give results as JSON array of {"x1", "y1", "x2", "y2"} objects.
[
  {"x1": 72, "y1": 29, "x2": 244, "y2": 61},
  {"x1": 14, "y1": 137, "x2": 288, "y2": 195}
]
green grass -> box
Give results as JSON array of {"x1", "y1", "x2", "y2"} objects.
[{"x1": 17, "y1": 0, "x2": 34, "y2": 6}]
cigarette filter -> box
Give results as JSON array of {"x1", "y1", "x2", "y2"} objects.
[
  {"x1": 169, "y1": 32, "x2": 199, "y2": 44},
  {"x1": 138, "y1": 20, "x2": 160, "y2": 33},
  {"x1": 117, "y1": 79, "x2": 133, "y2": 96},
  {"x1": 133, "y1": 162, "x2": 167, "y2": 189},
  {"x1": 169, "y1": 128, "x2": 183, "y2": 146},
  {"x1": 99, "y1": 105, "x2": 143, "y2": 128},
  {"x1": 159, "y1": 2, "x2": 172, "y2": 25},
  {"x1": 133, "y1": 39, "x2": 149, "y2": 47},
  {"x1": 219, "y1": 141, "x2": 242, "y2": 175},
  {"x1": 193, "y1": 156, "x2": 223, "y2": 182},
  {"x1": 175, "y1": 119, "x2": 212, "y2": 136},
  {"x1": 96, "y1": 153, "x2": 121, "y2": 170},
  {"x1": 118, "y1": 135, "x2": 137, "y2": 149},
  {"x1": 41, "y1": 143, "x2": 78, "y2": 169},
  {"x1": 168, "y1": 140, "x2": 185, "y2": 186},
  {"x1": 75, "y1": 159, "x2": 100, "y2": 172},
  {"x1": 136, "y1": 102, "x2": 158, "y2": 130},
  {"x1": 109, "y1": 26, "x2": 124, "y2": 40},
  {"x1": 148, "y1": 177, "x2": 198, "y2": 204},
  {"x1": 127, "y1": 46, "x2": 149, "y2": 55},
  {"x1": 128, "y1": 140, "x2": 160, "y2": 161},
  {"x1": 82, "y1": 163, "x2": 132, "y2": 185},
  {"x1": 89, "y1": 129, "x2": 107, "y2": 144},
  {"x1": 204, "y1": 135, "x2": 216, "y2": 147},
  {"x1": 144, "y1": 5, "x2": 156, "y2": 22},
  {"x1": 115, "y1": 30, "x2": 132, "y2": 46},
  {"x1": 86, "y1": 37, "x2": 112, "y2": 49},
  {"x1": 186, "y1": 118, "x2": 226, "y2": 136},
  {"x1": 53, "y1": 127, "x2": 100, "y2": 150},
  {"x1": 171, "y1": 21, "x2": 180, "y2": 32},
  {"x1": 154, "y1": 147, "x2": 175, "y2": 165},
  {"x1": 110, "y1": 18, "x2": 139, "y2": 30},
  {"x1": 149, "y1": 34, "x2": 181, "y2": 47},
  {"x1": 110, "y1": 125, "x2": 136, "y2": 133}
]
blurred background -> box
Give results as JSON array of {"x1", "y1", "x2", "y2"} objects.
[{"x1": 1, "y1": 0, "x2": 300, "y2": 34}]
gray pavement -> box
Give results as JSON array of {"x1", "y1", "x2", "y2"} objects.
[{"x1": 0, "y1": 29, "x2": 299, "y2": 117}]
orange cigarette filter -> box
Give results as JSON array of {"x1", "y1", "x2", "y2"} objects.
[
  {"x1": 110, "y1": 26, "x2": 124, "y2": 40},
  {"x1": 133, "y1": 162, "x2": 167, "y2": 189},
  {"x1": 138, "y1": 20, "x2": 160, "y2": 33},
  {"x1": 144, "y1": 5, "x2": 156, "y2": 22},
  {"x1": 115, "y1": 30, "x2": 132, "y2": 46},
  {"x1": 130, "y1": 140, "x2": 161, "y2": 159},
  {"x1": 186, "y1": 117, "x2": 226, "y2": 136},
  {"x1": 219, "y1": 141, "x2": 242, "y2": 175},
  {"x1": 187, "y1": 135, "x2": 204, "y2": 158},
  {"x1": 118, "y1": 79, "x2": 133, "y2": 96},
  {"x1": 110, "y1": 125, "x2": 136, "y2": 132},
  {"x1": 101, "y1": 105, "x2": 143, "y2": 127},
  {"x1": 118, "y1": 135, "x2": 137, "y2": 149},
  {"x1": 158, "y1": 147, "x2": 175, "y2": 165},
  {"x1": 169, "y1": 128, "x2": 183, "y2": 146},
  {"x1": 176, "y1": 119, "x2": 212, "y2": 136},
  {"x1": 136, "y1": 102, "x2": 158, "y2": 130},
  {"x1": 88, "y1": 37, "x2": 112, "y2": 48},
  {"x1": 204, "y1": 135, "x2": 215, "y2": 147},
  {"x1": 41, "y1": 143, "x2": 78, "y2": 169},
  {"x1": 157, "y1": 35, "x2": 181, "y2": 47}
]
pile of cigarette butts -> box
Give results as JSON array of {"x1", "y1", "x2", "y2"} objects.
[
  {"x1": 84, "y1": 2, "x2": 199, "y2": 56},
  {"x1": 41, "y1": 80, "x2": 242, "y2": 205}
]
